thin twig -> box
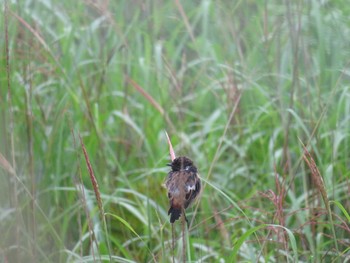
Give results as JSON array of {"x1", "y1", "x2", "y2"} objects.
[
  {"x1": 172, "y1": 224, "x2": 175, "y2": 263},
  {"x1": 182, "y1": 212, "x2": 186, "y2": 263}
]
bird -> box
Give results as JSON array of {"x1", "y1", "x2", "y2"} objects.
[{"x1": 165, "y1": 156, "x2": 201, "y2": 224}]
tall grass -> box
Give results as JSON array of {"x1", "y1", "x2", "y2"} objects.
[{"x1": 1, "y1": 0, "x2": 350, "y2": 262}]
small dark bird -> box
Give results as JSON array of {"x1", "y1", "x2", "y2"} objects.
[{"x1": 165, "y1": 156, "x2": 201, "y2": 224}]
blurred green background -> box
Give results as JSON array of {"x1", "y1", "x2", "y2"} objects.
[{"x1": 1, "y1": 0, "x2": 350, "y2": 262}]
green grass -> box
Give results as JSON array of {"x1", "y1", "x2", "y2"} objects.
[{"x1": 1, "y1": 0, "x2": 350, "y2": 262}]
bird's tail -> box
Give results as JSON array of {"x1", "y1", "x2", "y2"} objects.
[{"x1": 168, "y1": 207, "x2": 182, "y2": 223}]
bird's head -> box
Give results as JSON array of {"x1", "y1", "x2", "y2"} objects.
[{"x1": 167, "y1": 156, "x2": 197, "y2": 173}]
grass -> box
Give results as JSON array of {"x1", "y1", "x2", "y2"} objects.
[{"x1": 1, "y1": 0, "x2": 350, "y2": 262}]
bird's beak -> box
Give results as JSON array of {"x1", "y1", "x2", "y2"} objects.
[{"x1": 166, "y1": 163, "x2": 172, "y2": 167}]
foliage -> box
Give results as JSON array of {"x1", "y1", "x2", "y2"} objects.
[{"x1": 1, "y1": 0, "x2": 350, "y2": 262}]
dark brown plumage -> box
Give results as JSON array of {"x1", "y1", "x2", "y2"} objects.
[{"x1": 165, "y1": 156, "x2": 201, "y2": 223}]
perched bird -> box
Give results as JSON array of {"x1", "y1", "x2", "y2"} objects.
[{"x1": 165, "y1": 156, "x2": 201, "y2": 224}]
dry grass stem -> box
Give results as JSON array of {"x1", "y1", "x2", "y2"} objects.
[
  {"x1": 302, "y1": 145, "x2": 339, "y2": 257},
  {"x1": 165, "y1": 131, "x2": 176, "y2": 161},
  {"x1": 0, "y1": 152, "x2": 16, "y2": 176}
]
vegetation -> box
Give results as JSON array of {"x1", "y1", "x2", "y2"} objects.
[{"x1": 1, "y1": 0, "x2": 350, "y2": 262}]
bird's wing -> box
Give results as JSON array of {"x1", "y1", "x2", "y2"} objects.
[{"x1": 184, "y1": 174, "x2": 201, "y2": 208}]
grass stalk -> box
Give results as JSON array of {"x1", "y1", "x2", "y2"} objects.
[
  {"x1": 302, "y1": 146, "x2": 339, "y2": 261},
  {"x1": 79, "y1": 134, "x2": 112, "y2": 262},
  {"x1": 4, "y1": 1, "x2": 21, "y2": 261}
]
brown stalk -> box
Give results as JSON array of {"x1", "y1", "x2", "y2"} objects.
[
  {"x1": 10, "y1": 10, "x2": 50, "y2": 51},
  {"x1": 126, "y1": 76, "x2": 175, "y2": 131},
  {"x1": 79, "y1": 135, "x2": 104, "y2": 218},
  {"x1": 181, "y1": 212, "x2": 186, "y2": 263},
  {"x1": 302, "y1": 145, "x2": 339, "y2": 257},
  {"x1": 259, "y1": 173, "x2": 287, "y2": 248},
  {"x1": 75, "y1": 133, "x2": 99, "y2": 261},
  {"x1": 302, "y1": 148, "x2": 328, "y2": 211},
  {"x1": 126, "y1": 76, "x2": 164, "y2": 115},
  {"x1": 174, "y1": 0, "x2": 195, "y2": 43},
  {"x1": 171, "y1": 224, "x2": 175, "y2": 263},
  {"x1": 0, "y1": 153, "x2": 15, "y2": 176},
  {"x1": 70, "y1": 128, "x2": 95, "y2": 260},
  {"x1": 79, "y1": 134, "x2": 112, "y2": 262}
]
